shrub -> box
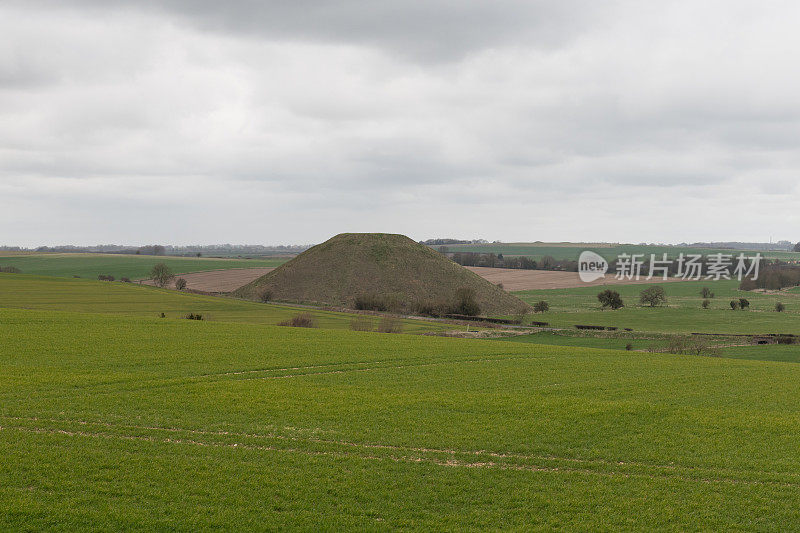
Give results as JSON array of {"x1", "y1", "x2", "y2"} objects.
[
  {"x1": 416, "y1": 289, "x2": 482, "y2": 318},
  {"x1": 702, "y1": 299, "x2": 710, "y2": 309},
  {"x1": 159, "y1": 312, "x2": 166, "y2": 318},
  {"x1": 415, "y1": 301, "x2": 437, "y2": 317},
  {"x1": 598, "y1": 289, "x2": 624, "y2": 310},
  {"x1": 120, "y1": 277, "x2": 131, "y2": 283},
  {"x1": 354, "y1": 293, "x2": 389, "y2": 312},
  {"x1": 625, "y1": 343, "x2": 633, "y2": 351},
  {"x1": 184, "y1": 313, "x2": 203, "y2": 320},
  {"x1": 777, "y1": 335, "x2": 796, "y2": 345},
  {"x1": 259, "y1": 288, "x2": 273, "y2": 302},
  {"x1": 0, "y1": 266, "x2": 21, "y2": 273},
  {"x1": 639, "y1": 286, "x2": 666, "y2": 307},
  {"x1": 739, "y1": 298, "x2": 750, "y2": 310},
  {"x1": 701, "y1": 287, "x2": 714, "y2": 298},
  {"x1": 497, "y1": 282, "x2": 504, "y2": 289},
  {"x1": 349, "y1": 316, "x2": 373, "y2": 331},
  {"x1": 513, "y1": 307, "x2": 530, "y2": 324},
  {"x1": 175, "y1": 278, "x2": 187, "y2": 290},
  {"x1": 98, "y1": 274, "x2": 115, "y2": 281},
  {"x1": 532, "y1": 301, "x2": 549, "y2": 313},
  {"x1": 453, "y1": 287, "x2": 481, "y2": 316},
  {"x1": 739, "y1": 278, "x2": 758, "y2": 291},
  {"x1": 776, "y1": 302, "x2": 786, "y2": 312},
  {"x1": 377, "y1": 316, "x2": 403, "y2": 333},
  {"x1": 730, "y1": 300, "x2": 740, "y2": 310},
  {"x1": 667, "y1": 336, "x2": 719, "y2": 357},
  {"x1": 150, "y1": 263, "x2": 175, "y2": 288},
  {"x1": 415, "y1": 300, "x2": 451, "y2": 318},
  {"x1": 278, "y1": 312, "x2": 317, "y2": 328}
]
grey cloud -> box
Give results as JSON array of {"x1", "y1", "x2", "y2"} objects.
[
  {"x1": 2, "y1": 1, "x2": 800, "y2": 246},
  {"x1": 43, "y1": 0, "x2": 608, "y2": 63}
]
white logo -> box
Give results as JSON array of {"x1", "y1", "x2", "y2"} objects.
[{"x1": 579, "y1": 251, "x2": 608, "y2": 283}]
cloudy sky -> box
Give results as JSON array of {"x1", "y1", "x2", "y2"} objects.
[{"x1": 2, "y1": 1, "x2": 800, "y2": 246}]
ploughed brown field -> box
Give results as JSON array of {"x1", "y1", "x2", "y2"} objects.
[
  {"x1": 141, "y1": 265, "x2": 680, "y2": 294},
  {"x1": 465, "y1": 266, "x2": 681, "y2": 291},
  {"x1": 141, "y1": 268, "x2": 275, "y2": 292}
]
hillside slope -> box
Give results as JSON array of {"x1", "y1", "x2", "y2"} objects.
[{"x1": 234, "y1": 233, "x2": 529, "y2": 315}]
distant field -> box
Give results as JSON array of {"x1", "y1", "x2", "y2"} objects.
[
  {"x1": 0, "y1": 274, "x2": 445, "y2": 334},
  {"x1": 512, "y1": 279, "x2": 800, "y2": 334},
  {"x1": 501, "y1": 329, "x2": 800, "y2": 364},
  {"x1": 467, "y1": 266, "x2": 680, "y2": 291},
  {"x1": 502, "y1": 330, "x2": 674, "y2": 351},
  {"x1": 0, "y1": 253, "x2": 288, "y2": 280},
  {"x1": 439, "y1": 242, "x2": 800, "y2": 262},
  {"x1": 5, "y1": 308, "x2": 800, "y2": 528}
]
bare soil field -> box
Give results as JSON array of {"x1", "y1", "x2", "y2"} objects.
[
  {"x1": 466, "y1": 267, "x2": 681, "y2": 291},
  {"x1": 141, "y1": 268, "x2": 275, "y2": 293},
  {"x1": 140, "y1": 264, "x2": 680, "y2": 294}
]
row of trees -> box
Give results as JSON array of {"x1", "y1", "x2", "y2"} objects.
[
  {"x1": 446, "y1": 251, "x2": 575, "y2": 271},
  {"x1": 354, "y1": 287, "x2": 483, "y2": 317},
  {"x1": 740, "y1": 262, "x2": 800, "y2": 290},
  {"x1": 597, "y1": 286, "x2": 786, "y2": 312},
  {"x1": 446, "y1": 251, "x2": 768, "y2": 277}
]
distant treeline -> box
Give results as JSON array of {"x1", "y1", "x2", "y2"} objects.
[
  {"x1": 740, "y1": 262, "x2": 800, "y2": 290},
  {"x1": 683, "y1": 241, "x2": 796, "y2": 251},
  {"x1": 447, "y1": 252, "x2": 576, "y2": 271},
  {"x1": 444, "y1": 250, "x2": 773, "y2": 278},
  {"x1": 421, "y1": 238, "x2": 492, "y2": 245},
  {"x1": 2, "y1": 244, "x2": 311, "y2": 255}
]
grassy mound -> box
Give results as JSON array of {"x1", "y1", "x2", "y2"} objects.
[{"x1": 234, "y1": 233, "x2": 529, "y2": 315}]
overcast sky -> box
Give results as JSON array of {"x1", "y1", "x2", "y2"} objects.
[{"x1": 2, "y1": 1, "x2": 800, "y2": 246}]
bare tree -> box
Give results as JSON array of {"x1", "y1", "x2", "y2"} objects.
[
  {"x1": 639, "y1": 286, "x2": 667, "y2": 307},
  {"x1": 150, "y1": 263, "x2": 175, "y2": 288}
]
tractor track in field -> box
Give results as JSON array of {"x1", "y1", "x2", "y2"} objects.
[
  {"x1": 27, "y1": 353, "x2": 561, "y2": 399},
  {"x1": 3, "y1": 415, "x2": 800, "y2": 489}
]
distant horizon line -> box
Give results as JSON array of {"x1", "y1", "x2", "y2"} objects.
[{"x1": 1, "y1": 239, "x2": 796, "y2": 252}]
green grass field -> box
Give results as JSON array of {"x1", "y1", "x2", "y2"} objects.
[
  {"x1": 501, "y1": 330, "x2": 673, "y2": 351},
  {"x1": 5, "y1": 308, "x2": 800, "y2": 529},
  {"x1": 503, "y1": 279, "x2": 800, "y2": 364},
  {"x1": 0, "y1": 274, "x2": 445, "y2": 334},
  {"x1": 513, "y1": 280, "x2": 800, "y2": 334},
  {"x1": 0, "y1": 253, "x2": 288, "y2": 280},
  {"x1": 438, "y1": 242, "x2": 800, "y2": 262},
  {"x1": 501, "y1": 330, "x2": 800, "y2": 363}
]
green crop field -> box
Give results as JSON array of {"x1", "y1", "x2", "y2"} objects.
[
  {"x1": 4, "y1": 308, "x2": 800, "y2": 529},
  {"x1": 438, "y1": 242, "x2": 800, "y2": 262},
  {"x1": 0, "y1": 253, "x2": 288, "y2": 280},
  {"x1": 4, "y1": 253, "x2": 800, "y2": 530},
  {"x1": 0, "y1": 274, "x2": 444, "y2": 334}
]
